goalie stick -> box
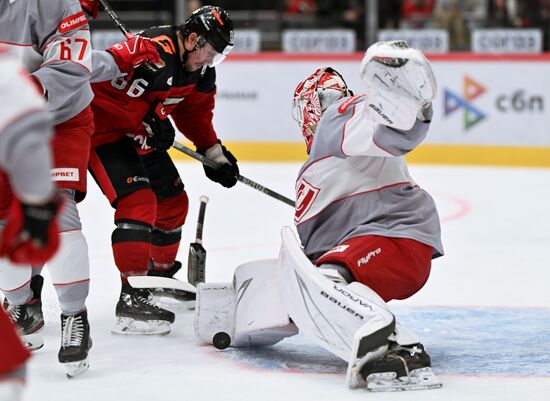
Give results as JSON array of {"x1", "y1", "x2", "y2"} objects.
[
  {"x1": 172, "y1": 142, "x2": 295, "y2": 207},
  {"x1": 188, "y1": 196, "x2": 208, "y2": 286}
]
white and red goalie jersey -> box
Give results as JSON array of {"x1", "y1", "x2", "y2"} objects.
[{"x1": 295, "y1": 95, "x2": 444, "y2": 261}]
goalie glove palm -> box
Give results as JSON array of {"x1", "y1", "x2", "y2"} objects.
[
  {"x1": 143, "y1": 102, "x2": 175, "y2": 151},
  {"x1": 360, "y1": 40, "x2": 437, "y2": 129}
]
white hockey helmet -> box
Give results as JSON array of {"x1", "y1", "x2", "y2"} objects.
[{"x1": 292, "y1": 67, "x2": 352, "y2": 153}]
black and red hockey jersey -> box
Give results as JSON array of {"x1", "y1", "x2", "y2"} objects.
[{"x1": 91, "y1": 26, "x2": 218, "y2": 152}]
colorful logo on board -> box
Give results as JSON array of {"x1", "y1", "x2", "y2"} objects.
[{"x1": 444, "y1": 76, "x2": 487, "y2": 131}]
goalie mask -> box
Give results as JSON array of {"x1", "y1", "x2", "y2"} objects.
[{"x1": 292, "y1": 67, "x2": 352, "y2": 153}]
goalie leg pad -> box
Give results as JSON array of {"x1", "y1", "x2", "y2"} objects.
[
  {"x1": 195, "y1": 259, "x2": 298, "y2": 348},
  {"x1": 277, "y1": 228, "x2": 395, "y2": 362},
  {"x1": 195, "y1": 282, "x2": 236, "y2": 346}
]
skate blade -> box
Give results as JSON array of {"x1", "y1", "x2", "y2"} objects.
[
  {"x1": 21, "y1": 333, "x2": 44, "y2": 351},
  {"x1": 366, "y1": 367, "x2": 443, "y2": 392},
  {"x1": 64, "y1": 358, "x2": 90, "y2": 379},
  {"x1": 111, "y1": 317, "x2": 171, "y2": 336}
]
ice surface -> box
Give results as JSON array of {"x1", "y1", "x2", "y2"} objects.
[{"x1": 21, "y1": 163, "x2": 550, "y2": 401}]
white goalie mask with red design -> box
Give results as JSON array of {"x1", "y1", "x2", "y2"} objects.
[{"x1": 292, "y1": 67, "x2": 352, "y2": 152}]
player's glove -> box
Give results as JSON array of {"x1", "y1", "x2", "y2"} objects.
[
  {"x1": 0, "y1": 192, "x2": 64, "y2": 265},
  {"x1": 143, "y1": 102, "x2": 175, "y2": 151},
  {"x1": 79, "y1": 0, "x2": 99, "y2": 19},
  {"x1": 200, "y1": 141, "x2": 239, "y2": 188},
  {"x1": 106, "y1": 34, "x2": 163, "y2": 73}
]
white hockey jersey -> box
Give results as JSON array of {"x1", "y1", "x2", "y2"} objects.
[
  {"x1": 0, "y1": 45, "x2": 54, "y2": 204},
  {"x1": 295, "y1": 95, "x2": 444, "y2": 261}
]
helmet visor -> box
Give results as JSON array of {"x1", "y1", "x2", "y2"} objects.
[{"x1": 200, "y1": 41, "x2": 233, "y2": 67}]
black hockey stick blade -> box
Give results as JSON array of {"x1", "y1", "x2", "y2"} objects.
[{"x1": 188, "y1": 196, "x2": 209, "y2": 286}]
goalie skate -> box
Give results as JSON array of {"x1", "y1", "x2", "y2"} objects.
[
  {"x1": 349, "y1": 341, "x2": 442, "y2": 392},
  {"x1": 365, "y1": 367, "x2": 442, "y2": 392}
]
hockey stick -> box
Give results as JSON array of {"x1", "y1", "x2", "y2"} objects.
[
  {"x1": 128, "y1": 276, "x2": 197, "y2": 293},
  {"x1": 188, "y1": 196, "x2": 208, "y2": 286},
  {"x1": 97, "y1": 0, "x2": 131, "y2": 37},
  {"x1": 97, "y1": 0, "x2": 161, "y2": 72},
  {"x1": 172, "y1": 142, "x2": 295, "y2": 207}
]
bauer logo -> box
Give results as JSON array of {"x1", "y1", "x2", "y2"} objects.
[
  {"x1": 368, "y1": 103, "x2": 394, "y2": 125},
  {"x1": 444, "y1": 75, "x2": 487, "y2": 131},
  {"x1": 294, "y1": 179, "x2": 320, "y2": 223},
  {"x1": 58, "y1": 12, "x2": 87, "y2": 33}
]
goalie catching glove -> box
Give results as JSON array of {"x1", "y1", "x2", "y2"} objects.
[
  {"x1": 143, "y1": 102, "x2": 175, "y2": 151},
  {"x1": 0, "y1": 192, "x2": 64, "y2": 265},
  {"x1": 199, "y1": 140, "x2": 239, "y2": 188},
  {"x1": 359, "y1": 40, "x2": 437, "y2": 130}
]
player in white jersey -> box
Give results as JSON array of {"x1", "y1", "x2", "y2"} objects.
[
  {"x1": 194, "y1": 41, "x2": 443, "y2": 392},
  {"x1": 0, "y1": 0, "x2": 161, "y2": 378},
  {"x1": 0, "y1": 44, "x2": 62, "y2": 401}
]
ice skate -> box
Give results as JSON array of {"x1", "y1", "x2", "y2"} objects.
[
  {"x1": 147, "y1": 261, "x2": 196, "y2": 304},
  {"x1": 112, "y1": 284, "x2": 175, "y2": 335},
  {"x1": 4, "y1": 275, "x2": 45, "y2": 350},
  {"x1": 360, "y1": 343, "x2": 442, "y2": 392},
  {"x1": 58, "y1": 310, "x2": 92, "y2": 378}
]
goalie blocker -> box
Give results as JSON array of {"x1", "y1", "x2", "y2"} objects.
[{"x1": 195, "y1": 227, "x2": 442, "y2": 391}]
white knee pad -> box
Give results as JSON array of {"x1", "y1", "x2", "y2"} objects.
[
  {"x1": 47, "y1": 230, "x2": 89, "y2": 285},
  {"x1": 0, "y1": 258, "x2": 31, "y2": 292},
  {"x1": 195, "y1": 259, "x2": 298, "y2": 348}
]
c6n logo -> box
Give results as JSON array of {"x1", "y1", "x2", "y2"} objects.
[{"x1": 444, "y1": 75, "x2": 487, "y2": 131}]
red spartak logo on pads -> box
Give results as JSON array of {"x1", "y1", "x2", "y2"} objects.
[
  {"x1": 58, "y1": 11, "x2": 87, "y2": 33},
  {"x1": 294, "y1": 179, "x2": 320, "y2": 223}
]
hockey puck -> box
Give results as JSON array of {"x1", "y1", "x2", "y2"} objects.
[{"x1": 213, "y1": 332, "x2": 231, "y2": 350}]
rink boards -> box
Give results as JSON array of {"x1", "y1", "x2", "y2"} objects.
[{"x1": 171, "y1": 53, "x2": 550, "y2": 167}]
